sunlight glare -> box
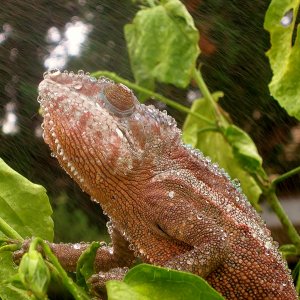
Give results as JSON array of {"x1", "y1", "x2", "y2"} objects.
[{"x1": 44, "y1": 20, "x2": 92, "y2": 70}]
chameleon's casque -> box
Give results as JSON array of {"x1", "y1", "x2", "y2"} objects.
[{"x1": 38, "y1": 70, "x2": 297, "y2": 299}]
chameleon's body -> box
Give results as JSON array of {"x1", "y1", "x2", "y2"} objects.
[{"x1": 37, "y1": 70, "x2": 297, "y2": 299}]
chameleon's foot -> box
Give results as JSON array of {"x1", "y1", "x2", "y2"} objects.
[
  {"x1": 88, "y1": 267, "x2": 129, "y2": 298},
  {"x1": 13, "y1": 239, "x2": 33, "y2": 264}
]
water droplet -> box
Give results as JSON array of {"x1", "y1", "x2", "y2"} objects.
[
  {"x1": 78, "y1": 70, "x2": 84, "y2": 76},
  {"x1": 73, "y1": 82, "x2": 83, "y2": 90},
  {"x1": 49, "y1": 69, "x2": 60, "y2": 76},
  {"x1": 226, "y1": 204, "x2": 233, "y2": 212},
  {"x1": 232, "y1": 178, "x2": 241, "y2": 188},
  {"x1": 168, "y1": 191, "x2": 175, "y2": 199},
  {"x1": 99, "y1": 241, "x2": 107, "y2": 247},
  {"x1": 280, "y1": 9, "x2": 293, "y2": 27},
  {"x1": 265, "y1": 241, "x2": 272, "y2": 249},
  {"x1": 43, "y1": 71, "x2": 49, "y2": 78},
  {"x1": 73, "y1": 243, "x2": 82, "y2": 250}
]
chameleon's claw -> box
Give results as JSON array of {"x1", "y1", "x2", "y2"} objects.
[
  {"x1": 12, "y1": 238, "x2": 33, "y2": 264},
  {"x1": 88, "y1": 267, "x2": 129, "y2": 300}
]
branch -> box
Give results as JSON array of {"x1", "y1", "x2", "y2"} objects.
[
  {"x1": 0, "y1": 216, "x2": 23, "y2": 241},
  {"x1": 271, "y1": 166, "x2": 300, "y2": 188},
  {"x1": 266, "y1": 192, "x2": 300, "y2": 247},
  {"x1": 33, "y1": 238, "x2": 90, "y2": 300},
  {"x1": 192, "y1": 68, "x2": 224, "y2": 123}
]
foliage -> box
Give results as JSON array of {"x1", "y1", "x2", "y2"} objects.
[
  {"x1": 0, "y1": 0, "x2": 299, "y2": 299},
  {"x1": 182, "y1": 92, "x2": 264, "y2": 209},
  {"x1": 52, "y1": 196, "x2": 108, "y2": 243},
  {"x1": 0, "y1": 158, "x2": 53, "y2": 241},
  {"x1": 264, "y1": 0, "x2": 300, "y2": 120},
  {"x1": 18, "y1": 249, "x2": 51, "y2": 299},
  {"x1": 76, "y1": 242, "x2": 100, "y2": 289},
  {"x1": 125, "y1": 0, "x2": 199, "y2": 92},
  {"x1": 0, "y1": 159, "x2": 53, "y2": 300},
  {"x1": 106, "y1": 264, "x2": 224, "y2": 300}
]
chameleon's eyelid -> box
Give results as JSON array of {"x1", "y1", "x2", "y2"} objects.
[{"x1": 98, "y1": 90, "x2": 136, "y2": 118}]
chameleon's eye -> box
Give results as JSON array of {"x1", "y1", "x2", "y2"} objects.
[{"x1": 101, "y1": 83, "x2": 138, "y2": 117}]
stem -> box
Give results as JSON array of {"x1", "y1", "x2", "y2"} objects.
[
  {"x1": 252, "y1": 170, "x2": 300, "y2": 248},
  {"x1": 92, "y1": 71, "x2": 215, "y2": 126},
  {"x1": 0, "y1": 216, "x2": 23, "y2": 241},
  {"x1": 279, "y1": 244, "x2": 298, "y2": 257},
  {"x1": 266, "y1": 192, "x2": 300, "y2": 247},
  {"x1": 260, "y1": 165, "x2": 300, "y2": 247},
  {"x1": 296, "y1": 269, "x2": 300, "y2": 295},
  {"x1": 0, "y1": 244, "x2": 21, "y2": 252},
  {"x1": 33, "y1": 238, "x2": 89, "y2": 300},
  {"x1": 146, "y1": 0, "x2": 156, "y2": 7},
  {"x1": 29, "y1": 237, "x2": 39, "y2": 252},
  {"x1": 271, "y1": 165, "x2": 300, "y2": 188},
  {"x1": 197, "y1": 126, "x2": 220, "y2": 135},
  {"x1": 192, "y1": 68, "x2": 223, "y2": 122},
  {"x1": 0, "y1": 237, "x2": 11, "y2": 243},
  {"x1": 292, "y1": 259, "x2": 300, "y2": 294}
]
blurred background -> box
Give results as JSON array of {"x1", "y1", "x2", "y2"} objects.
[{"x1": 0, "y1": 0, "x2": 299, "y2": 244}]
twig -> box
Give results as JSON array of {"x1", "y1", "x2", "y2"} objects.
[
  {"x1": 271, "y1": 166, "x2": 300, "y2": 188},
  {"x1": 0, "y1": 216, "x2": 23, "y2": 241}
]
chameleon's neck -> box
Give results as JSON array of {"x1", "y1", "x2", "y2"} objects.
[{"x1": 90, "y1": 141, "x2": 190, "y2": 217}]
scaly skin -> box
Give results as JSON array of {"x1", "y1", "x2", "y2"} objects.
[{"x1": 37, "y1": 70, "x2": 297, "y2": 299}]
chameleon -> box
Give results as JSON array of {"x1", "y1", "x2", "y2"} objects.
[{"x1": 36, "y1": 69, "x2": 297, "y2": 299}]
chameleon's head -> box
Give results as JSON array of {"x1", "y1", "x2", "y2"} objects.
[{"x1": 38, "y1": 70, "x2": 180, "y2": 196}]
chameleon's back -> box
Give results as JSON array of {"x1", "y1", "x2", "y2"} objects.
[{"x1": 158, "y1": 147, "x2": 297, "y2": 299}]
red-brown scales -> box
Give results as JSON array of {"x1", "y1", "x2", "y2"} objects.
[{"x1": 37, "y1": 70, "x2": 297, "y2": 299}]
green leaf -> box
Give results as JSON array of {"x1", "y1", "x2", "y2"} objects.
[
  {"x1": 107, "y1": 264, "x2": 224, "y2": 300},
  {"x1": 0, "y1": 252, "x2": 33, "y2": 300},
  {"x1": 223, "y1": 125, "x2": 264, "y2": 175},
  {"x1": 0, "y1": 284, "x2": 34, "y2": 300},
  {"x1": 76, "y1": 241, "x2": 100, "y2": 288},
  {"x1": 107, "y1": 281, "x2": 148, "y2": 300},
  {"x1": 182, "y1": 98, "x2": 263, "y2": 209},
  {"x1": 18, "y1": 250, "x2": 50, "y2": 298},
  {"x1": 125, "y1": 0, "x2": 199, "y2": 92},
  {"x1": 279, "y1": 244, "x2": 298, "y2": 258},
  {"x1": 0, "y1": 252, "x2": 17, "y2": 284},
  {"x1": 264, "y1": 0, "x2": 300, "y2": 120},
  {"x1": 0, "y1": 158, "x2": 53, "y2": 241}
]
